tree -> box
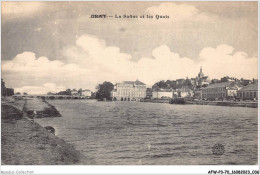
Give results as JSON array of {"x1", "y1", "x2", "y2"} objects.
[
  {"x1": 1, "y1": 79, "x2": 6, "y2": 96},
  {"x1": 65, "y1": 89, "x2": 72, "y2": 95},
  {"x1": 78, "y1": 88, "x2": 82, "y2": 96},
  {"x1": 57, "y1": 89, "x2": 72, "y2": 95},
  {"x1": 166, "y1": 80, "x2": 177, "y2": 89},
  {"x1": 183, "y1": 79, "x2": 193, "y2": 89},
  {"x1": 157, "y1": 80, "x2": 168, "y2": 89},
  {"x1": 91, "y1": 92, "x2": 96, "y2": 99},
  {"x1": 152, "y1": 80, "x2": 169, "y2": 90},
  {"x1": 96, "y1": 81, "x2": 114, "y2": 100}
]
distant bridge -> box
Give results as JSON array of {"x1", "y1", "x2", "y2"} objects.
[{"x1": 12, "y1": 94, "x2": 89, "y2": 99}]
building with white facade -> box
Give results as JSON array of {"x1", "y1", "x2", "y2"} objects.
[
  {"x1": 172, "y1": 86, "x2": 194, "y2": 98},
  {"x1": 82, "y1": 89, "x2": 92, "y2": 98},
  {"x1": 237, "y1": 83, "x2": 258, "y2": 100},
  {"x1": 178, "y1": 86, "x2": 194, "y2": 98},
  {"x1": 201, "y1": 82, "x2": 243, "y2": 100},
  {"x1": 111, "y1": 80, "x2": 146, "y2": 101},
  {"x1": 152, "y1": 90, "x2": 173, "y2": 99},
  {"x1": 71, "y1": 89, "x2": 78, "y2": 96}
]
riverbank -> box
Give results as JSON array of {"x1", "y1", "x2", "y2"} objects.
[
  {"x1": 142, "y1": 99, "x2": 170, "y2": 103},
  {"x1": 142, "y1": 98, "x2": 258, "y2": 108},
  {"x1": 186, "y1": 100, "x2": 258, "y2": 108},
  {"x1": 1, "y1": 97, "x2": 91, "y2": 165}
]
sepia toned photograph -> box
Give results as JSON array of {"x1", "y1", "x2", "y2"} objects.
[{"x1": 1, "y1": 0, "x2": 258, "y2": 169}]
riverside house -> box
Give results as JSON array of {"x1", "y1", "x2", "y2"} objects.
[
  {"x1": 172, "y1": 86, "x2": 194, "y2": 98},
  {"x1": 237, "y1": 83, "x2": 258, "y2": 100},
  {"x1": 71, "y1": 89, "x2": 78, "y2": 96},
  {"x1": 111, "y1": 80, "x2": 146, "y2": 101},
  {"x1": 152, "y1": 89, "x2": 173, "y2": 99},
  {"x1": 201, "y1": 82, "x2": 243, "y2": 100},
  {"x1": 82, "y1": 89, "x2": 92, "y2": 98}
]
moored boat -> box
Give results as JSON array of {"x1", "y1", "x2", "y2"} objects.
[{"x1": 169, "y1": 98, "x2": 186, "y2": 104}]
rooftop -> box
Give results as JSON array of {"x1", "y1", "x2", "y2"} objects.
[
  {"x1": 82, "y1": 89, "x2": 91, "y2": 92},
  {"x1": 203, "y1": 82, "x2": 233, "y2": 89},
  {"x1": 122, "y1": 80, "x2": 146, "y2": 85},
  {"x1": 238, "y1": 83, "x2": 258, "y2": 92},
  {"x1": 154, "y1": 89, "x2": 172, "y2": 92}
]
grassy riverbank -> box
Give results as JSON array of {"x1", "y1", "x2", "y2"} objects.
[{"x1": 1, "y1": 97, "x2": 91, "y2": 165}]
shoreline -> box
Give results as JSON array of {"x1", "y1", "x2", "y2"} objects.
[
  {"x1": 47, "y1": 98, "x2": 258, "y2": 108},
  {"x1": 185, "y1": 100, "x2": 258, "y2": 108},
  {"x1": 142, "y1": 99, "x2": 258, "y2": 108},
  {"x1": 1, "y1": 97, "x2": 91, "y2": 165}
]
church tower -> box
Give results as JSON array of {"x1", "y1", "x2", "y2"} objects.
[{"x1": 198, "y1": 66, "x2": 204, "y2": 78}]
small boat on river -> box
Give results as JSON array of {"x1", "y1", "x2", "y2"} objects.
[{"x1": 169, "y1": 98, "x2": 186, "y2": 104}]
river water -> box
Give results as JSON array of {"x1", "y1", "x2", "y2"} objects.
[{"x1": 35, "y1": 100, "x2": 258, "y2": 165}]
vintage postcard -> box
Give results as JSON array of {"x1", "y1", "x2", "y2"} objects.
[{"x1": 1, "y1": 1, "x2": 259, "y2": 174}]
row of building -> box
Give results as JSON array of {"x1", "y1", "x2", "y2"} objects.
[
  {"x1": 110, "y1": 79, "x2": 196, "y2": 101},
  {"x1": 71, "y1": 89, "x2": 92, "y2": 98},
  {"x1": 201, "y1": 81, "x2": 257, "y2": 100},
  {"x1": 110, "y1": 67, "x2": 258, "y2": 101},
  {"x1": 151, "y1": 86, "x2": 194, "y2": 99},
  {"x1": 111, "y1": 79, "x2": 257, "y2": 101}
]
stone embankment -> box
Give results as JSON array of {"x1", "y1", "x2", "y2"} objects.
[
  {"x1": 23, "y1": 98, "x2": 61, "y2": 118},
  {"x1": 142, "y1": 97, "x2": 257, "y2": 108},
  {"x1": 1, "y1": 97, "x2": 92, "y2": 165},
  {"x1": 142, "y1": 99, "x2": 170, "y2": 103},
  {"x1": 186, "y1": 100, "x2": 258, "y2": 108}
]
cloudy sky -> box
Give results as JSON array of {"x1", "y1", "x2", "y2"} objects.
[{"x1": 2, "y1": 1, "x2": 258, "y2": 94}]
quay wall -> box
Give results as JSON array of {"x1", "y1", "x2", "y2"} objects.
[
  {"x1": 23, "y1": 98, "x2": 61, "y2": 118},
  {"x1": 141, "y1": 98, "x2": 258, "y2": 108},
  {"x1": 186, "y1": 100, "x2": 258, "y2": 108}
]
